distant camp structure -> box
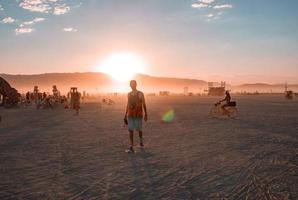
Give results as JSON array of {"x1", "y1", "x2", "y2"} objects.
[
  {"x1": 0, "y1": 76, "x2": 20, "y2": 107},
  {"x1": 159, "y1": 91, "x2": 170, "y2": 96},
  {"x1": 147, "y1": 93, "x2": 156, "y2": 96},
  {"x1": 23, "y1": 85, "x2": 67, "y2": 109},
  {"x1": 183, "y1": 87, "x2": 194, "y2": 96},
  {"x1": 284, "y1": 82, "x2": 294, "y2": 100},
  {"x1": 207, "y1": 82, "x2": 226, "y2": 96},
  {"x1": 69, "y1": 87, "x2": 81, "y2": 111},
  {"x1": 183, "y1": 87, "x2": 189, "y2": 95}
]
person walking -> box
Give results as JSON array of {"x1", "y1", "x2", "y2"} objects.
[{"x1": 124, "y1": 80, "x2": 148, "y2": 153}]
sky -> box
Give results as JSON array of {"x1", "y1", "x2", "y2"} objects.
[{"x1": 0, "y1": 0, "x2": 297, "y2": 84}]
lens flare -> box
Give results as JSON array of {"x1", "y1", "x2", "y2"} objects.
[{"x1": 162, "y1": 109, "x2": 175, "y2": 122}]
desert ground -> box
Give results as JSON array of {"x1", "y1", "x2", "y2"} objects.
[{"x1": 0, "y1": 95, "x2": 297, "y2": 200}]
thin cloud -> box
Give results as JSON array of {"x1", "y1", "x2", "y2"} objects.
[
  {"x1": 191, "y1": 3, "x2": 209, "y2": 9},
  {"x1": 205, "y1": 12, "x2": 222, "y2": 21},
  {"x1": 53, "y1": 5, "x2": 70, "y2": 15},
  {"x1": 34, "y1": 17, "x2": 45, "y2": 22},
  {"x1": 1, "y1": 17, "x2": 15, "y2": 24},
  {"x1": 19, "y1": 0, "x2": 51, "y2": 13},
  {"x1": 214, "y1": 4, "x2": 233, "y2": 9},
  {"x1": 15, "y1": 27, "x2": 34, "y2": 35},
  {"x1": 199, "y1": 0, "x2": 215, "y2": 4},
  {"x1": 192, "y1": 0, "x2": 215, "y2": 8},
  {"x1": 23, "y1": 17, "x2": 45, "y2": 25},
  {"x1": 63, "y1": 27, "x2": 78, "y2": 32},
  {"x1": 12, "y1": 0, "x2": 81, "y2": 34},
  {"x1": 191, "y1": 0, "x2": 233, "y2": 21},
  {"x1": 206, "y1": 11, "x2": 222, "y2": 18},
  {"x1": 1, "y1": 1, "x2": 82, "y2": 36},
  {"x1": 19, "y1": 0, "x2": 71, "y2": 15}
]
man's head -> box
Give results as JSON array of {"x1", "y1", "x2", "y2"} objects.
[
  {"x1": 130, "y1": 80, "x2": 137, "y2": 90},
  {"x1": 226, "y1": 90, "x2": 229, "y2": 95}
]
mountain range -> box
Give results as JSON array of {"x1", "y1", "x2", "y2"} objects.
[{"x1": 1, "y1": 73, "x2": 297, "y2": 94}]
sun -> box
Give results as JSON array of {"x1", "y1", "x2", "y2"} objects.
[{"x1": 97, "y1": 53, "x2": 146, "y2": 82}]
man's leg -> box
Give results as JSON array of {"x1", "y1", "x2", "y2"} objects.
[
  {"x1": 129, "y1": 130, "x2": 134, "y2": 149},
  {"x1": 221, "y1": 105, "x2": 230, "y2": 116},
  {"x1": 138, "y1": 131, "x2": 144, "y2": 147},
  {"x1": 127, "y1": 117, "x2": 135, "y2": 152},
  {"x1": 136, "y1": 117, "x2": 144, "y2": 147},
  {"x1": 221, "y1": 105, "x2": 227, "y2": 114}
]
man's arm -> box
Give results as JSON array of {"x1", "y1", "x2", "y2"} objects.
[
  {"x1": 142, "y1": 93, "x2": 148, "y2": 121},
  {"x1": 220, "y1": 96, "x2": 227, "y2": 103},
  {"x1": 124, "y1": 94, "x2": 129, "y2": 119}
]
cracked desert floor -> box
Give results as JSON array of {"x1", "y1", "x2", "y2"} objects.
[{"x1": 0, "y1": 95, "x2": 297, "y2": 200}]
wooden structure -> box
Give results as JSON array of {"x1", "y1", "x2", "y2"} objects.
[
  {"x1": 70, "y1": 87, "x2": 81, "y2": 109},
  {"x1": 208, "y1": 82, "x2": 226, "y2": 96},
  {"x1": 183, "y1": 87, "x2": 189, "y2": 95},
  {"x1": 159, "y1": 91, "x2": 170, "y2": 96}
]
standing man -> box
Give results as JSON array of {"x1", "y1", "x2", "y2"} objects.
[{"x1": 124, "y1": 80, "x2": 148, "y2": 153}]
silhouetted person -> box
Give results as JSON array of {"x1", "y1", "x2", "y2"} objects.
[
  {"x1": 219, "y1": 90, "x2": 231, "y2": 114},
  {"x1": 73, "y1": 91, "x2": 81, "y2": 115},
  {"x1": 42, "y1": 92, "x2": 47, "y2": 100},
  {"x1": 26, "y1": 92, "x2": 30, "y2": 104},
  {"x1": 124, "y1": 80, "x2": 148, "y2": 153}
]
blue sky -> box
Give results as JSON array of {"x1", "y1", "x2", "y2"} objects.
[{"x1": 0, "y1": 0, "x2": 297, "y2": 84}]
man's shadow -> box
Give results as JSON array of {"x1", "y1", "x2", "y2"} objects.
[{"x1": 128, "y1": 148, "x2": 159, "y2": 199}]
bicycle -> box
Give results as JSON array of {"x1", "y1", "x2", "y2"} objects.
[{"x1": 210, "y1": 101, "x2": 238, "y2": 118}]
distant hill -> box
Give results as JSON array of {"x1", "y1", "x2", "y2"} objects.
[
  {"x1": 0, "y1": 73, "x2": 208, "y2": 93},
  {"x1": 233, "y1": 83, "x2": 298, "y2": 93},
  {"x1": 1, "y1": 73, "x2": 297, "y2": 94}
]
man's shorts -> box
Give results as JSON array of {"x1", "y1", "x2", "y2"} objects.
[{"x1": 128, "y1": 117, "x2": 143, "y2": 131}]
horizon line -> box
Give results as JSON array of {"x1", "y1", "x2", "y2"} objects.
[{"x1": 1, "y1": 72, "x2": 297, "y2": 86}]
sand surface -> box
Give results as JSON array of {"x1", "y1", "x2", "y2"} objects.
[{"x1": 0, "y1": 95, "x2": 297, "y2": 199}]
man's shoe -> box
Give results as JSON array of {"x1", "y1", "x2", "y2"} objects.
[
  {"x1": 140, "y1": 138, "x2": 144, "y2": 147},
  {"x1": 125, "y1": 146, "x2": 134, "y2": 153}
]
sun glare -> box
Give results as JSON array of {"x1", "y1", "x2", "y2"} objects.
[{"x1": 97, "y1": 53, "x2": 146, "y2": 82}]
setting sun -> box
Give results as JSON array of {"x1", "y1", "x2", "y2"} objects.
[{"x1": 97, "y1": 53, "x2": 146, "y2": 82}]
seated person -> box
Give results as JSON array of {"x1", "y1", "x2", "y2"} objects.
[{"x1": 219, "y1": 91, "x2": 231, "y2": 114}]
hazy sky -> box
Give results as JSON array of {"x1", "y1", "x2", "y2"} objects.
[{"x1": 0, "y1": 0, "x2": 297, "y2": 84}]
